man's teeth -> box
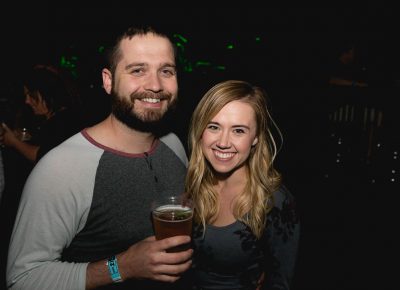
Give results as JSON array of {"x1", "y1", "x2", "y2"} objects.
[
  {"x1": 142, "y1": 98, "x2": 161, "y2": 103},
  {"x1": 215, "y1": 152, "x2": 235, "y2": 159}
]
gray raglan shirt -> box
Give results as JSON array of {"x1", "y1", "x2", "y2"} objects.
[{"x1": 6, "y1": 130, "x2": 187, "y2": 290}]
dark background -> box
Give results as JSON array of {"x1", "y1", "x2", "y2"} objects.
[{"x1": 1, "y1": 2, "x2": 399, "y2": 290}]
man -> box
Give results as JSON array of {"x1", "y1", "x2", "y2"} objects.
[{"x1": 7, "y1": 27, "x2": 192, "y2": 290}]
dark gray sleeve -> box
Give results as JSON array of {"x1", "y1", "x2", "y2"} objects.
[{"x1": 261, "y1": 186, "x2": 301, "y2": 290}]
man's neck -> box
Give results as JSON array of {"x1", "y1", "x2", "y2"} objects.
[{"x1": 86, "y1": 115, "x2": 156, "y2": 154}]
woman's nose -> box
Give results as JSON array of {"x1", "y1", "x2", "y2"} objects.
[{"x1": 216, "y1": 131, "x2": 231, "y2": 148}]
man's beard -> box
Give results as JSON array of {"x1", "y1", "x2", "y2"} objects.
[{"x1": 111, "y1": 89, "x2": 177, "y2": 135}]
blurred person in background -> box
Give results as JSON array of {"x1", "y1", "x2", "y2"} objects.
[
  {"x1": 0, "y1": 64, "x2": 84, "y2": 163},
  {"x1": 327, "y1": 41, "x2": 368, "y2": 88}
]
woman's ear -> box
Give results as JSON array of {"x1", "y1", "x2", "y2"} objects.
[{"x1": 252, "y1": 137, "x2": 258, "y2": 146}]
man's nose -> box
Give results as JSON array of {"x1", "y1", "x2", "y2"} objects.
[{"x1": 144, "y1": 73, "x2": 162, "y2": 93}]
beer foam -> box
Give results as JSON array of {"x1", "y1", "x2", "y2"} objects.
[{"x1": 155, "y1": 205, "x2": 192, "y2": 212}]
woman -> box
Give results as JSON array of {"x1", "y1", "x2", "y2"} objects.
[
  {"x1": 186, "y1": 80, "x2": 300, "y2": 290},
  {"x1": 0, "y1": 65, "x2": 84, "y2": 162}
]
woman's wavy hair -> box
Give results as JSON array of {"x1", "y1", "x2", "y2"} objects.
[{"x1": 185, "y1": 80, "x2": 282, "y2": 238}]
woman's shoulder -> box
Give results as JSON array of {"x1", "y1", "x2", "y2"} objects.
[
  {"x1": 266, "y1": 184, "x2": 300, "y2": 234},
  {"x1": 271, "y1": 184, "x2": 296, "y2": 210}
]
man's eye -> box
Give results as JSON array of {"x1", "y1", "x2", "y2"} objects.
[
  {"x1": 132, "y1": 69, "x2": 142, "y2": 73},
  {"x1": 161, "y1": 69, "x2": 176, "y2": 76}
]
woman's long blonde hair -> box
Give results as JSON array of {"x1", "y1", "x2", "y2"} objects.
[{"x1": 185, "y1": 80, "x2": 282, "y2": 238}]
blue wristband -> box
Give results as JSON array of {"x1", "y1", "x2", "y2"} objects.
[{"x1": 107, "y1": 256, "x2": 123, "y2": 283}]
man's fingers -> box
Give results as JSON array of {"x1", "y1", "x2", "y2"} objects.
[
  {"x1": 157, "y1": 248, "x2": 193, "y2": 265},
  {"x1": 155, "y1": 259, "x2": 192, "y2": 276},
  {"x1": 157, "y1": 235, "x2": 191, "y2": 251},
  {"x1": 154, "y1": 274, "x2": 181, "y2": 283},
  {"x1": 143, "y1": 236, "x2": 156, "y2": 242}
]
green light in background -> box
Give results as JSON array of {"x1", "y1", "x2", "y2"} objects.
[
  {"x1": 255, "y1": 37, "x2": 261, "y2": 42},
  {"x1": 173, "y1": 34, "x2": 188, "y2": 52},
  {"x1": 98, "y1": 46, "x2": 105, "y2": 53},
  {"x1": 171, "y1": 33, "x2": 227, "y2": 74},
  {"x1": 173, "y1": 34, "x2": 188, "y2": 43},
  {"x1": 195, "y1": 61, "x2": 211, "y2": 66},
  {"x1": 176, "y1": 42, "x2": 184, "y2": 51},
  {"x1": 227, "y1": 44, "x2": 234, "y2": 49},
  {"x1": 184, "y1": 63, "x2": 193, "y2": 72},
  {"x1": 60, "y1": 55, "x2": 79, "y2": 78}
]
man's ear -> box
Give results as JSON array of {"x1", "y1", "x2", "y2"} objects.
[{"x1": 102, "y1": 68, "x2": 113, "y2": 94}]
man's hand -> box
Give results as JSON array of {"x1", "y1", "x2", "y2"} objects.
[
  {"x1": 119, "y1": 235, "x2": 192, "y2": 282},
  {"x1": 86, "y1": 235, "x2": 192, "y2": 289}
]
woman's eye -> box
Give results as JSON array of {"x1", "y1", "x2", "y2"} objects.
[
  {"x1": 233, "y1": 128, "x2": 245, "y2": 134},
  {"x1": 207, "y1": 125, "x2": 218, "y2": 130}
]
